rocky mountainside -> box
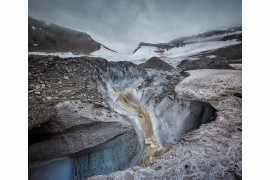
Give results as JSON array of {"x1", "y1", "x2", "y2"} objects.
[
  {"x1": 197, "y1": 43, "x2": 242, "y2": 60},
  {"x1": 133, "y1": 27, "x2": 242, "y2": 54},
  {"x1": 177, "y1": 58, "x2": 233, "y2": 71},
  {"x1": 138, "y1": 56, "x2": 174, "y2": 71},
  {"x1": 28, "y1": 17, "x2": 116, "y2": 54},
  {"x1": 176, "y1": 42, "x2": 242, "y2": 71},
  {"x1": 168, "y1": 27, "x2": 242, "y2": 47}
]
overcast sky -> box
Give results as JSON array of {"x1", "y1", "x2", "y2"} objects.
[{"x1": 29, "y1": 0, "x2": 242, "y2": 53}]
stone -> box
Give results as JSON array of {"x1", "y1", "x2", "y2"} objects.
[
  {"x1": 94, "y1": 102, "x2": 105, "y2": 108},
  {"x1": 132, "y1": 166, "x2": 139, "y2": 171},
  {"x1": 63, "y1": 76, "x2": 69, "y2": 80},
  {"x1": 35, "y1": 91, "x2": 41, "y2": 95},
  {"x1": 41, "y1": 84, "x2": 46, "y2": 90},
  {"x1": 138, "y1": 57, "x2": 174, "y2": 71},
  {"x1": 124, "y1": 172, "x2": 134, "y2": 180},
  {"x1": 46, "y1": 97, "x2": 52, "y2": 100}
]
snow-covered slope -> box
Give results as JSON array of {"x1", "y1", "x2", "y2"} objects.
[
  {"x1": 133, "y1": 29, "x2": 241, "y2": 56},
  {"x1": 91, "y1": 45, "x2": 118, "y2": 56},
  {"x1": 92, "y1": 28, "x2": 241, "y2": 65},
  {"x1": 134, "y1": 39, "x2": 240, "y2": 58}
]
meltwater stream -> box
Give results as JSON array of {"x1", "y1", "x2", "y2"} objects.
[{"x1": 115, "y1": 89, "x2": 172, "y2": 166}]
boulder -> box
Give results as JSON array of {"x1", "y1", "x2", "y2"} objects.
[{"x1": 139, "y1": 57, "x2": 174, "y2": 71}]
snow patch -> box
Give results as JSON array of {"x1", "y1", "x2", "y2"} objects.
[
  {"x1": 207, "y1": 55, "x2": 217, "y2": 58},
  {"x1": 28, "y1": 52, "x2": 81, "y2": 58},
  {"x1": 184, "y1": 31, "x2": 242, "y2": 43},
  {"x1": 160, "y1": 39, "x2": 240, "y2": 58}
]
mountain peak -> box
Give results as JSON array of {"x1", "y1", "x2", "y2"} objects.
[{"x1": 28, "y1": 16, "x2": 117, "y2": 55}]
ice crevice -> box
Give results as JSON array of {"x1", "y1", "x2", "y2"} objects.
[{"x1": 29, "y1": 60, "x2": 217, "y2": 179}]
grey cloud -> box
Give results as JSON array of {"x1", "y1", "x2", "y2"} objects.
[{"x1": 29, "y1": 0, "x2": 242, "y2": 52}]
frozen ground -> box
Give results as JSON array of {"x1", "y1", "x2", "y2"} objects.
[
  {"x1": 175, "y1": 69, "x2": 242, "y2": 102},
  {"x1": 89, "y1": 69, "x2": 242, "y2": 179}
]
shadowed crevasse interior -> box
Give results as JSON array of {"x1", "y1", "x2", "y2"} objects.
[{"x1": 29, "y1": 128, "x2": 142, "y2": 180}]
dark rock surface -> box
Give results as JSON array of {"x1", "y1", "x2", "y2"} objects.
[
  {"x1": 28, "y1": 17, "x2": 116, "y2": 54},
  {"x1": 132, "y1": 43, "x2": 172, "y2": 54},
  {"x1": 177, "y1": 58, "x2": 233, "y2": 71},
  {"x1": 138, "y1": 57, "x2": 174, "y2": 71},
  {"x1": 194, "y1": 43, "x2": 242, "y2": 61}
]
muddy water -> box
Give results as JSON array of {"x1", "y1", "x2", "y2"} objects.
[{"x1": 115, "y1": 89, "x2": 172, "y2": 166}]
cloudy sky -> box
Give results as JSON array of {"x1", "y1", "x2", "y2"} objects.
[{"x1": 29, "y1": 0, "x2": 242, "y2": 53}]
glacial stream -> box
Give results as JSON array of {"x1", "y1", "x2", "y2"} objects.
[{"x1": 116, "y1": 89, "x2": 172, "y2": 166}]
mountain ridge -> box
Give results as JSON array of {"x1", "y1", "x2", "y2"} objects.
[
  {"x1": 132, "y1": 26, "x2": 242, "y2": 54},
  {"x1": 28, "y1": 16, "x2": 116, "y2": 54}
]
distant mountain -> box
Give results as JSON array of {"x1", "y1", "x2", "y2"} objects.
[
  {"x1": 28, "y1": 16, "x2": 116, "y2": 55},
  {"x1": 132, "y1": 27, "x2": 242, "y2": 54}
]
